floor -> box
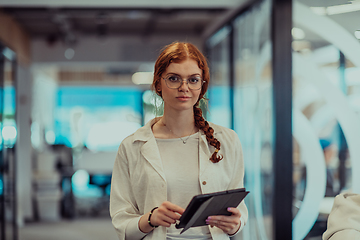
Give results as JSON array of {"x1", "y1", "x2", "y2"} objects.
[
  {"x1": 19, "y1": 217, "x2": 118, "y2": 240},
  {"x1": 17, "y1": 217, "x2": 325, "y2": 240}
]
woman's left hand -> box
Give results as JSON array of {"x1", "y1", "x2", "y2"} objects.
[{"x1": 205, "y1": 207, "x2": 241, "y2": 235}]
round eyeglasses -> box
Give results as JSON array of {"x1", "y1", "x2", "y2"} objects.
[{"x1": 162, "y1": 74, "x2": 205, "y2": 90}]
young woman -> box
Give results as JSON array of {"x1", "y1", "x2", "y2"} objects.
[{"x1": 110, "y1": 42, "x2": 248, "y2": 240}]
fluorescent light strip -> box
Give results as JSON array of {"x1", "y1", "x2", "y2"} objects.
[
  {"x1": 132, "y1": 72, "x2": 154, "y2": 85},
  {"x1": 311, "y1": 2, "x2": 360, "y2": 15}
]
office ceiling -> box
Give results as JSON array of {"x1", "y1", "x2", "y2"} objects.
[
  {"x1": 1, "y1": 0, "x2": 359, "y2": 43},
  {"x1": 1, "y1": 7, "x2": 227, "y2": 41}
]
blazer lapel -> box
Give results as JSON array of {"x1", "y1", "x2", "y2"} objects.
[
  {"x1": 133, "y1": 118, "x2": 167, "y2": 182},
  {"x1": 140, "y1": 136, "x2": 167, "y2": 182}
]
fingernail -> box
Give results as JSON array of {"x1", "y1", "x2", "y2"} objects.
[
  {"x1": 207, "y1": 217, "x2": 212, "y2": 220},
  {"x1": 227, "y1": 207, "x2": 231, "y2": 211}
]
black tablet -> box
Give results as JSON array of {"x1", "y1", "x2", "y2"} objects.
[{"x1": 175, "y1": 188, "x2": 249, "y2": 233}]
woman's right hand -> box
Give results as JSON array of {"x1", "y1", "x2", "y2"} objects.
[{"x1": 139, "y1": 201, "x2": 185, "y2": 233}]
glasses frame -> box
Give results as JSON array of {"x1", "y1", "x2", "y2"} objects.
[{"x1": 162, "y1": 75, "x2": 206, "y2": 90}]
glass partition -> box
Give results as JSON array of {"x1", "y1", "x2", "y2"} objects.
[
  {"x1": 292, "y1": 1, "x2": 360, "y2": 239},
  {"x1": 233, "y1": 1, "x2": 273, "y2": 239},
  {"x1": 207, "y1": 26, "x2": 232, "y2": 128},
  {"x1": 0, "y1": 44, "x2": 17, "y2": 240},
  {"x1": 206, "y1": 0, "x2": 273, "y2": 239}
]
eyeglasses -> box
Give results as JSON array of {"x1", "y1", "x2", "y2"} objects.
[{"x1": 162, "y1": 74, "x2": 205, "y2": 90}]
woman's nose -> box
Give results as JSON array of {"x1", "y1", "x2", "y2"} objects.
[{"x1": 178, "y1": 80, "x2": 189, "y2": 91}]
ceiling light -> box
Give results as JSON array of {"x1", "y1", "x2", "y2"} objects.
[
  {"x1": 311, "y1": 2, "x2": 360, "y2": 15},
  {"x1": 327, "y1": 2, "x2": 360, "y2": 15},
  {"x1": 132, "y1": 72, "x2": 153, "y2": 85},
  {"x1": 310, "y1": 7, "x2": 327, "y2": 15},
  {"x1": 292, "y1": 27, "x2": 306, "y2": 40},
  {"x1": 355, "y1": 30, "x2": 360, "y2": 40}
]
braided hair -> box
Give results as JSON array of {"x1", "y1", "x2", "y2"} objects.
[{"x1": 152, "y1": 42, "x2": 223, "y2": 163}]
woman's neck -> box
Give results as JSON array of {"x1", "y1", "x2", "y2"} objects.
[{"x1": 154, "y1": 108, "x2": 197, "y2": 138}]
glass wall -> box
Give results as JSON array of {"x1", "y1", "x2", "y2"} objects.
[
  {"x1": 208, "y1": 0, "x2": 360, "y2": 239},
  {"x1": 292, "y1": 1, "x2": 360, "y2": 239},
  {"x1": 206, "y1": 0, "x2": 273, "y2": 239},
  {"x1": 207, "y1": 26, "x2": 232, "y2": 129},
  {"x1": 233, "y1": 1, "x2": 273, "y2": 239}
]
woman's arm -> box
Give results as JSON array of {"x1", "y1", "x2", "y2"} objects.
[
  {"x1": 138, "y1": 201, "x2": 185, "y2": 233},
  {"x1": 110, "y1": 144, "x2": 147, "y2": 240}
]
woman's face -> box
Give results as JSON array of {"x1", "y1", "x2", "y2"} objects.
[{"x1": 160, "y1": 58, "x2": 202, "y2": 112}]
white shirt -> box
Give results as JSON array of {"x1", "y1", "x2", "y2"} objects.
[{"x1": 156, "y1": 133, "x2": 212, "y2": 240}]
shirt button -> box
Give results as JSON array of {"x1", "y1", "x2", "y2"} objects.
[{"x1": 202, "y1": 181, "x2": 207, "y2": 185}]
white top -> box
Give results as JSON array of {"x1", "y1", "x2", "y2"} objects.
[{"x1": 156, "y1": 132, "x2": 212, "y2": 240}]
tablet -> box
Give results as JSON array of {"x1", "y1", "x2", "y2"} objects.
[{"x1": 175, "y1": 188, "x2": 249, "y2": 234}]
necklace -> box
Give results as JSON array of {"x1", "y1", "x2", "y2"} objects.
[{"x1": 161, "y1": 120, "x2": 195, "y2": 144}]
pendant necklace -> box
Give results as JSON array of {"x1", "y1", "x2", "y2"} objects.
[{"x1": 161, "y1": 120, "x2": 194, "y2": 144}]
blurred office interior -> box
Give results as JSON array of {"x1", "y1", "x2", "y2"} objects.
[{"x1": 0, "y1": 0, "x2": 360, "y2": 239}]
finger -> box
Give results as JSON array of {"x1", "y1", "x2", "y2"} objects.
[
  {"x1": 157, "y1": 206, "x2": 182, "y2": 220},
  {"x1": 152, "y1": 212, "x2": 177, "y2": 227},
  {"x1": 159, "y1": 215, "x2": 177, "y2": 225},
  {"x1": 227, "y1": 207, "x2": 241, "y2": 217},
  {"x1": 206, "y1": 216, "x2": 239, "y2": 227},
  {"x1": 206, "y1": 219, "x2": 235, "y2": 234},
  {"x1": 163, "y1": 201, "x2": 185, "y2": 214}
]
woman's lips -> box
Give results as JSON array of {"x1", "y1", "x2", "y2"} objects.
[{"x1": 176, "y1": 96, "x2": 191, "y2": 101}]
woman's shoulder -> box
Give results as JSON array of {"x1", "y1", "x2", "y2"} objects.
[
  {"x1": 119, "y1": 118, "x2": 157, "y2": 147},
  {"x1": 208, "y1": 122, "x2": 237, "y2": 137}
]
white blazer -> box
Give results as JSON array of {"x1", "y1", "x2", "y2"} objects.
[
  {"x1": 323, "y1": 193, "x2": 360, "y2": 240},
  {"x1": 110, "y1": 118, "x2": 248, "y2": 240}
]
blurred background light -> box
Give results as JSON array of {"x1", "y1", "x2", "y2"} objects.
[
  {"x1": 292, "y1": 27, "x2": 306, "y2": 40},
  {"x1": 310, "y1": 7, "x2": 327, "y2": 15},
  {"x1": 45, "y1": 130, "x2": 56, "y2": 144},
  {"x1": 142, "y1": 89, "x2": 163, "y2": 108},
  {"x1": 85, "y1": 121, "x2": 141, "y2": 152},
  {"x1": 355, "y1": 30, "x2": 360, "y2": 40},
  {"x1": 64, "y1": 48, "x2": 75, "y2": 60},
  {"x1": 2, "y1": 126, "x2": 17, "y2": 142},
  {"x1": 311, "y1": 2, "x2": 360, "y2": 15},
  {"x1": 131, "y1": 72, "x2": 153, "y2": 85},
  {"x1": 72, "y1": 169, "x2": 89, "y2": 190}
]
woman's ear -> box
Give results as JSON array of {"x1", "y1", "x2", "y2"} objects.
[{"x1": 156, "y1": 82, "x2": 162, "y2": 93}]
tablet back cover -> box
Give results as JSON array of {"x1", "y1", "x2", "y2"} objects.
[{"x1": 176, "y1": 188, "x2": 249, "y2": 233}]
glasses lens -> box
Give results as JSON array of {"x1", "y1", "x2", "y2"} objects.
[
  {"x1": 187, "y1": 77, "x2": 202, "y2": 90},
  {"x1": 164, "y1": 75, "x2": 203, "y2": 89},
  {"x1": 165, "y1": 75, "x2": 181, "y2": 88}
]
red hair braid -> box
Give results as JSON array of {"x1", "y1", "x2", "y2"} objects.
[{"x1": 194, "y1": 106, "x2": 223, "y2": 163}]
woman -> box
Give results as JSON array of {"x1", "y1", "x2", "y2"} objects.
[{"x1": 110, "y1": 42, "x2": 248, "y2": 240}]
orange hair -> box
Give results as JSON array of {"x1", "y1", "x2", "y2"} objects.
[{"x1": 152, "y1": 42, "x2": 223, "y2": 163}]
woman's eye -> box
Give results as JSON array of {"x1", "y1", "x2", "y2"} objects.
[
  {"x1": 168, "y1": 76, "x2": 180, "y2": 82},
  {"x1": 188, "y1": 78, "x2": 200, "y2": 84}
]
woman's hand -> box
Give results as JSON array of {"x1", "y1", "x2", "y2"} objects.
[
  {"x1": 139, "y1": 201, "x2": 185, "y2": 233},
  {"x1": 205, "y1": 207, "x2": 242, "y2": 235}
]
